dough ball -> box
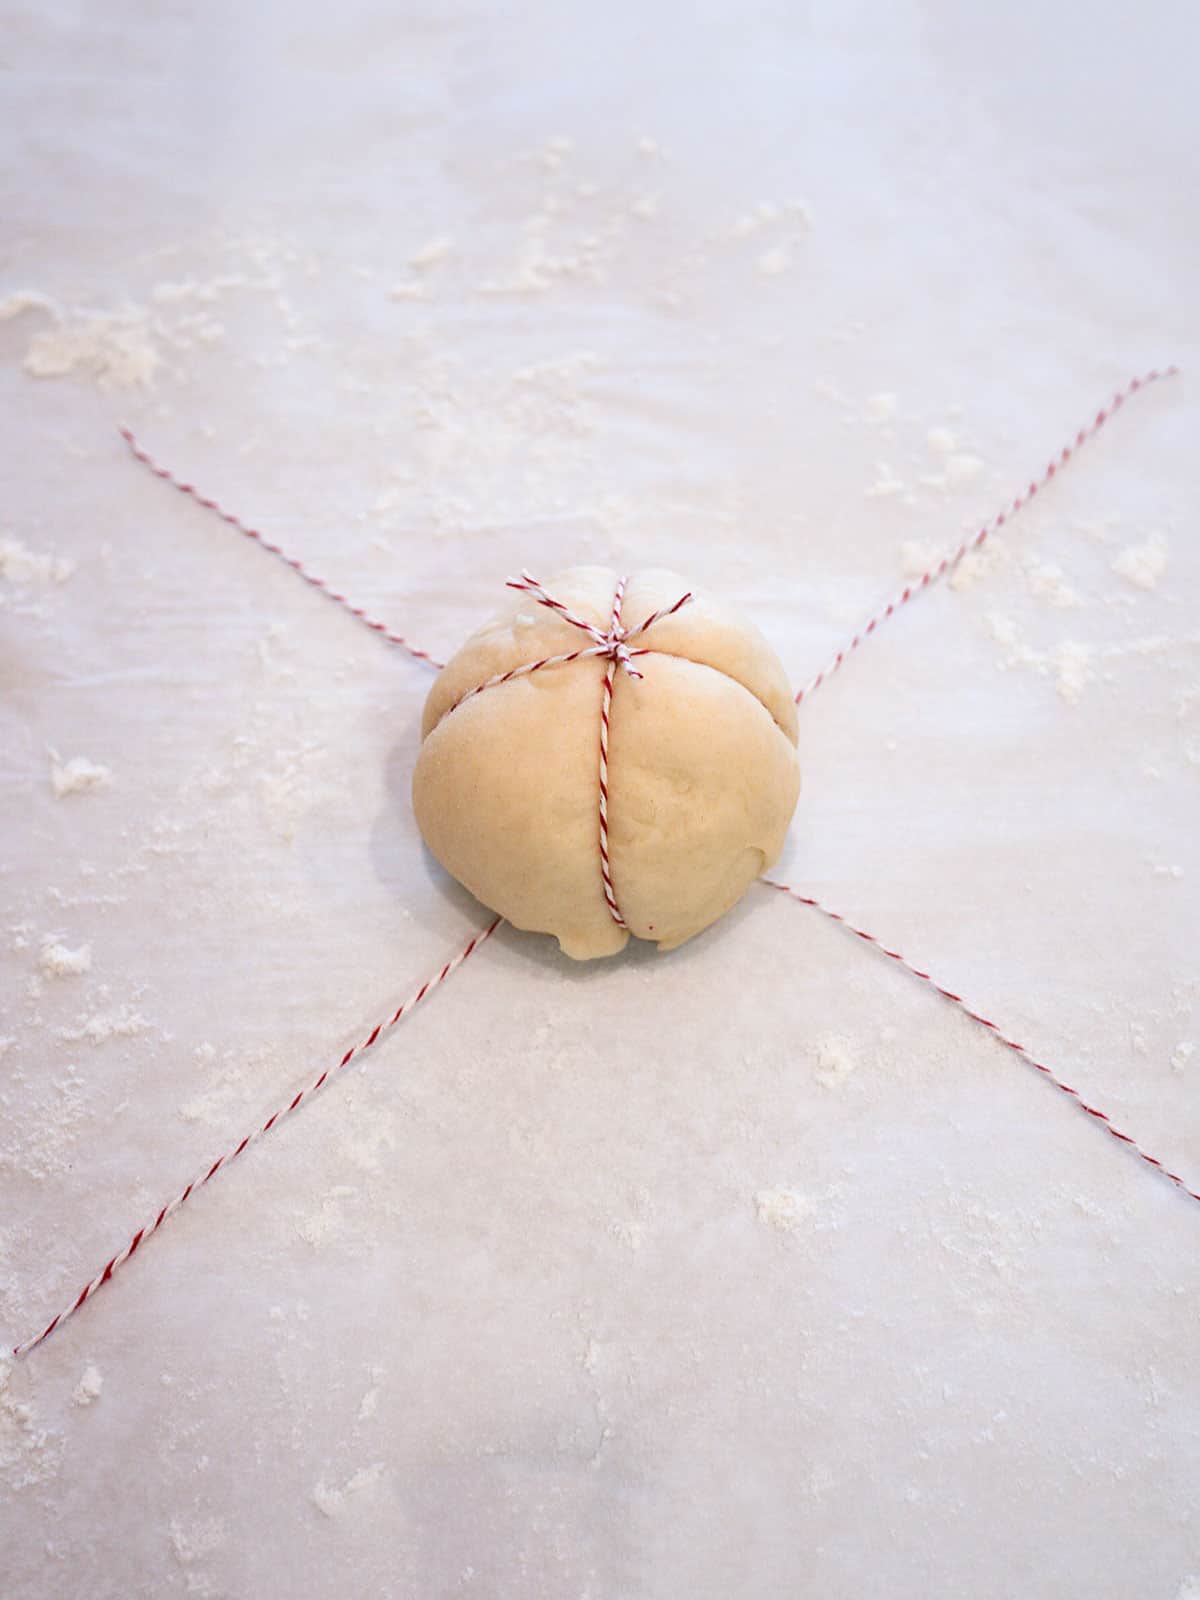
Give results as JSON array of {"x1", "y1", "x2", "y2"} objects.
[{"x1": 412, "y1": 566, "x2": 800, "y2": 959}]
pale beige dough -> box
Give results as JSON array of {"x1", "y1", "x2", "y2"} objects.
[{"x1": 412, "y1": 566, "x2": 800, "y2": 959}]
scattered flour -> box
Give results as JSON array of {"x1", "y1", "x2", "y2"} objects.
[
  {"x1": 1073, "y1": 515, "x2": 1123, "y2": 544},
  {"x1": 729, "y1": 201, "x2": 797, "y2": 238},
  {"x1": 23, "y1": 306, "x2": 161, "y2": 388},
  {"x1": 984, "y1": 616, "x2": 1095, "y2": 703},
  {"x1": 477, "y1": 189, "x2": 625, "y2": 296},
  {"x1": 1172, "y1": 1041, "x2": 1195, "y2": 1075},
  {"x1": 60, "y1": 1003, "x2": 150, "y2": 1043},
  {"x1": 814, "y1": 1035, "x2": 855, "y2": 1089},
  {"x1": 169, "y1": 1517, "x2": 228, "y2": 1564},
  {"x1": 754, "y1": 1187, "x2": 813, "y2": 1232},
  {"x1": 150, "y1": 272, "x2": 257, "y2": 306},
  {"x1": 609, "y1": 1217, "x2": 646, "y2": 1251},
  {"x1": 0, "y1": 1068, "x2": 89, "y2": 1181},
  {"x1": 38, "y1": 936, "x2": 92, "y2": 978},
  {"x1": 926, "y1": 426, "x2": 957, "y2": 453},
  {"x1": 919, "y1": 453, "x2": 984, "y2": 492},
  {"x1": 814, "y1": 377, "x2": 853, "y2": 410},
  {"x1": 1051, "y1": 640, "x2": 1094, "y2": 704},
  {"x1": 71, "y1": 1365, "x2": 104, "y2": 1407},
  {"x1": 358, "y1": 1384, "x2": 381, "y2": 1422},
  {"x1": 298, "y1": 1186, "x2": 359, "y2": 1249},
  {"x1": 900, "y1": 539, "x2": 941, "y2": 578},
  {"x1": 0, "y1": 1352, "x2": 61, "y2": 1489},
  {"x1": 864, "y1": 462, "x2": 906, "y2": 499},
  {"x1": 181, "y1": 1045, "x2": 278, "y2": 1125},
  {"x1": 50, "y1": 754, "x2": 112, "y2": 799},
  {"x1": 865, "y1": 392, "x2": 897, "y2": 423},
  {"x1": 899, "y1": 536, "x2": 1009, "y2": 593},
  {"x1": 1112, "y1": 532, "x2": 1168, "y2": 591},
  {"x1": 407, "y1": 235, "x2": 454, "y2": 270},
  {"x1": 0, "y1": 536, "x2": 75, "y2": 585},
  {"x1": 0, "y1": 290, "x2": 57, "y2": 322},
  {"x1": 1101, "y1": 634, "x2": 1197, "y2": 665},
  {"x1": 1025, "y1": 560, "x2": 1083, "y2": 610},
  {"x1": 757, "y1": 247, "x2": 790, "y2": 276},
  {"x1": 949, "y1": 538, "x2": 1008, "y2": 592},
  {"x1": 257, "y1": 740, "x2": 342, "y2": 842},
  {"x1": 1175, "y1": 1578, "x2": 1200, "y2": 1600},
  {"x1": 340, "y1": 1113, "x2": 399, "y2": 1176},
  {"x1": 6, "y1": 248, "x2": 313, "y2": 394},
  {"x1": 540, "y1": 133, "x2": 575, "y2": 167},
  {"x1": 311, "y1": 1462, "x2": 387, "y2": 1518}
]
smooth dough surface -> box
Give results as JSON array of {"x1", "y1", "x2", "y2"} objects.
[{"x1": 412, "y1": 567, "x2": 801, "y2": 958}]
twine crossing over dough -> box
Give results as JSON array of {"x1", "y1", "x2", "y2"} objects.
[
  {"x1": 414, "y1": 565, "x2": 800, "y2": 958},
  {"x1": 11, "y1": 365, "x2": 1190, "y2": 1358}
]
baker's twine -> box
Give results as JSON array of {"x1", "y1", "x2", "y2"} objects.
[
  {"x1": 500, "y1": 570, "x2": 693, "y2": 926},
  {"x1": 11, "y1": 372, "x2": 1186, "y2": 1358},
  {"x1": 12, "y1": 918, "x2": 499, "y2": 1357},
  {"x1": 120, "y1": 426, "x2": 443, "y2": 668},
  {"x1": 763, "y1": 880, "x2": 1200, "y2": 1207},
  {"x1": 795, "y1": 366, "x2": 1179, "y2": 702},
  {"x1": 598, "y1": 576, "x2": 632, "y2": 926},
  {"x1": 438, "y1": 572, "x2": 694, "y2": 720}
]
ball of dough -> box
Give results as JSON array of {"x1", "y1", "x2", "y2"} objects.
[{"x1": 412, "y1": 566, "x2": 800, "y2": 959}]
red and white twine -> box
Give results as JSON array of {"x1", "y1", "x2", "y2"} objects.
[
  {"x1": 449, "y1": 568, "x2": 692, "y2": 926},
  {"x1": 120, "y1": 426, "x2": 444, "y2": 669},
  {"x1": 795, "y1": 366, "x2": 1180, "y2": 703},
  {"x1": 598, "y1": 576, "x2": 631, "y2": 926},
  {"x1": 763, "y1": 880, "x2": 1200, "y2": 1207},
  {"x1": 430, "y1": 572, "x2": 695, "y2": 721},
  {"x1": 11, "y1": 368, "x2": 1190, "y2": 1358},
  {"x1": 12, "y1": 917, "x2": 499, "y2": 1358},
  {"x1": 444, "y1": 639, "x2": 651, "y2": 717}
]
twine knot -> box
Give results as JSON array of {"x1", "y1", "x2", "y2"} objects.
[
  {"x1": 505, "y1": 569, "x2": 692, "y2": 682},
  {"x1": 600, "y1": 625, "x2": 642, "y2": 679}
]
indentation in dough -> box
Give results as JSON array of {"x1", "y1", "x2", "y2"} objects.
[{"x1": 649, "y1": 651, "x2": 795, "y2": 740}]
